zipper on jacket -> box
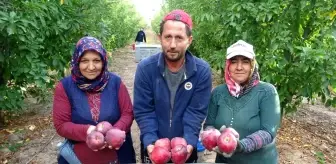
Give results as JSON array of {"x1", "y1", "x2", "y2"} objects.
[
  {"x1": 169, "y1": 73, "x2": 187, "y2": 130},
  {"x1": 164, "y1": 72, "x2": 188, "y2": 133},
  {"x1": 170, "y1": 109, "x2": 172, "y2": 128},
  {"x1": 163, "y1": 72, "x2": 173, "y2": 132}
]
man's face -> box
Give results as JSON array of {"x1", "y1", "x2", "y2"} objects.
[{"x1": 159, "y1": 20, "x2": 192, "y2": 62}]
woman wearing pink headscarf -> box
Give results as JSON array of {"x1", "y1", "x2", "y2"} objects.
[{"x1": 202, "y1": 40, "x2": 281, "y2": 164}]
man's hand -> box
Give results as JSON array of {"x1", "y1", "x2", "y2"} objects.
[
  {"x1": 186, "y1": 145, "x2": 193, "y2": 161},
  {"x1": 147, "y1": 144, "x2": 155, "y2": 163}
]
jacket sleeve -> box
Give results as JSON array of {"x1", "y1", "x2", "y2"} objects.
[
  {"x1": 52, "y1": 82, "x2": 90, "y2": 142},
  {"x1": 113, "y1": 81, "x2": 134, "y2": 133},
  {"x1": 183, "y1": 66, "x2": 212, "y2": 147},
  {"x1": 133, "y1": 64, "x2": 159, "y2": 148}
]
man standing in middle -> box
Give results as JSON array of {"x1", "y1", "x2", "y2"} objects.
[{"x1": 133, "y1": 9, "x2": 212, "y2": 163}]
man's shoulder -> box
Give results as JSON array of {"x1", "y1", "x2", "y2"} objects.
[
  {"x1": 187, "y1": 52, "x2": 210, "y2": 68},
  {"x1": 191, "y1": 55, "x2": 211, "y2": 72}
]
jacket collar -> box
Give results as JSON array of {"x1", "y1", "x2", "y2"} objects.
[{"x1": 158, "y1": 50, "x2": 197, "y2": 78}]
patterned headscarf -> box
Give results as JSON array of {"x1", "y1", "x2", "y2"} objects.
[
  {"x1": 224, "y1": 59, "x2": 260, "y2": 98},
  {"x1": 71, "y1": 36, "x2": 109, "y2": 93}
]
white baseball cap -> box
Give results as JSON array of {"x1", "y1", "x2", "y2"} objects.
[{"x1": 226, "y1": 40, "x2": 255, "y2": 59}]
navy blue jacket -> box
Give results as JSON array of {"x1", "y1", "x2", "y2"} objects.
[{"x1": 133, "y1": 51, "x2": 212, "y2": 148}]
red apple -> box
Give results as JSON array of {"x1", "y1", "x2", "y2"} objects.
[
  {"x1": 86, "y1": 131, "x2": 105, "y2": 150},
  {"x1": 201, "y1": 128, "x2": 221, "y2": 150},
  {"x1": 96, "y1": 121, "x2": 113, "y2": 135},
  {"x1": 105, "y1": 128, "x2": 126, "y2": 149},
  {"x1": 171, "y1": 144, "x2": 188, "y2": 164},
  {"x1": 221, "y1": 127, "x2": 239, "y2": 139},
  {"x1": 154, "y1": 138, "x2": 171, "y2": 151},
  {"x1": 171, "y1": 137, "x2": 187, "y2": 149},
  {"x1": 150, "y1": 146, "x2": 171, "y2": 164},
  {"x1": 217, "y1": 132, "x2": 237, "y2": 154},
  {"x1": 201, "y1": 130, "x2": 211, "y2": 141}
]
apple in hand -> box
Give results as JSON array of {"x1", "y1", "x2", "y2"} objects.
[
  {"x1": 96, "y1": 121, "x2": 113, "y2": 135},
  {"x1": 154, "y1": 138, "x2": 171, "y2": 151},
  {"x1": 221, "y1": 127, "x2": 239, "y2": 139},
  {"x1": 201, "y1": 128, "x2": 221, "y2": 151},
  {"x1": 150, "y1": 146, "x2": 171, "y2": 164},
  {"x1": 105, "y1": 128, "x2": 126, "y2": 149},
  {"x1": 171, "y1": 144, "x2": 188, "y2": 164},
  {"x1": 217, "y1": 132, "x2": 237, "y2": 154},
  {"x1": 86, "y1": 131, "x2": 105, "y2": 151},
  {"x1": 171, "y1": 137, "x2": 187, "y2": 149}
]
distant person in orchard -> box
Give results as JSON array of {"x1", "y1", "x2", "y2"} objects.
[
  {"x1": 52, "y1": 36, "x2": 136, "y2": 164},
  {"x1": 202, "y1": 40, "x2": 281, "y2": 164},
  {"x1": 133, "y1": 9, "x2": 212, "y2": 163},
  {"x1": 135, "y1": 28, "x2": 147, "y2": 44}
]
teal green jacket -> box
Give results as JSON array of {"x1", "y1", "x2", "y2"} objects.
[{"x1": 204, "y1": 82, "x2": 281, "y2": 164}]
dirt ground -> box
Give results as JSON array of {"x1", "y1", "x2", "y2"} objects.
[{"x1": 0, "y1": 31, "x2": 336, "y2": 164}]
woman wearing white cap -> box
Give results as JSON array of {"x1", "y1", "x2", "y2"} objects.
[{"x1": 202, "y1": 40, "x2": 281, "y2": 163}]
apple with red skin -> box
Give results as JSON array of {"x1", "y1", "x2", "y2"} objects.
[
  {"x1": 105, "y1": 128, "x2": 126, "y2": 149},
  {"x1": 217, "y1": 132, "x2": 237, "y2": 153},
  {"x1": 154, "y1": 138, "x2": 171, "y2": 151},
  {"x1": 96, "y1": 121, "x2": 113, "y2": 135},
  {"x1": 150, "y1": 146, "x2": 171, "y2": 164},
  {"x1": 221, "y1": 127, "x2": 239, "y2": 139},
  {"x1": 200, "y1": 130, "x2": 211, "y2": 141},
  {"x1": 86, "y1": 131, "x2": 105, "y2": 150},
  {"x1": 171, "y1": 144, "x2": 188, "y2": 164},
  {"x1": 201, "y1": 128, "x2": 221, "y2": 150},
  {"x1": 171, "y1": 137, "x2": 187, "y2": 149}
]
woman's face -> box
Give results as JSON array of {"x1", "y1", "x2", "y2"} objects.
[
  {"x1": 79, "y1": 51, "x2": 103, "y2": 80},
  {"x1": 228, "y1": 55, "x2": 252, "y2": 84}
]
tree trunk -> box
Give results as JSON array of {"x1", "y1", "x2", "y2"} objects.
[{"x1": 0, "y1": 110, "x2": 5, "y2": 129}]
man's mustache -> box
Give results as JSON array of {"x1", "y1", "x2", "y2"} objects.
[{"x1": 167, "y1": 50, "x2": 178, "y2": 53}]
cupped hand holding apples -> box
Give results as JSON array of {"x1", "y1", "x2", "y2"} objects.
[
  {"x1": 147, "y1": 137, "x2": 193, "y2": 164},
  {"x1": 200, "y1": 125, "x2": 240, "y2": 158},
  {"x1": 85, "y1": 121, "x2": 126, "y2": 151}
]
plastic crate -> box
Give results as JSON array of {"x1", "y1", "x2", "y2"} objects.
[{"x1": 135, "y1": 44, "x2": 162, "y2": 62}]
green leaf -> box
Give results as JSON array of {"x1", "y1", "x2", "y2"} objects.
[
  {"x1": 18, "y1": 35, "x2": 26, "y2": 42},
  {"x1": 6, "y1": 24, "x2": 16, "y2": 35},
  {"x1": 52, "y1": 59, "x2": 58, "y2": 67},
  {"x1": 0, "y1": 11, "x2": 7, "y2": 18},
  {"x1": 9, "y1": 11, "x2": 16, "y2": 18}
]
